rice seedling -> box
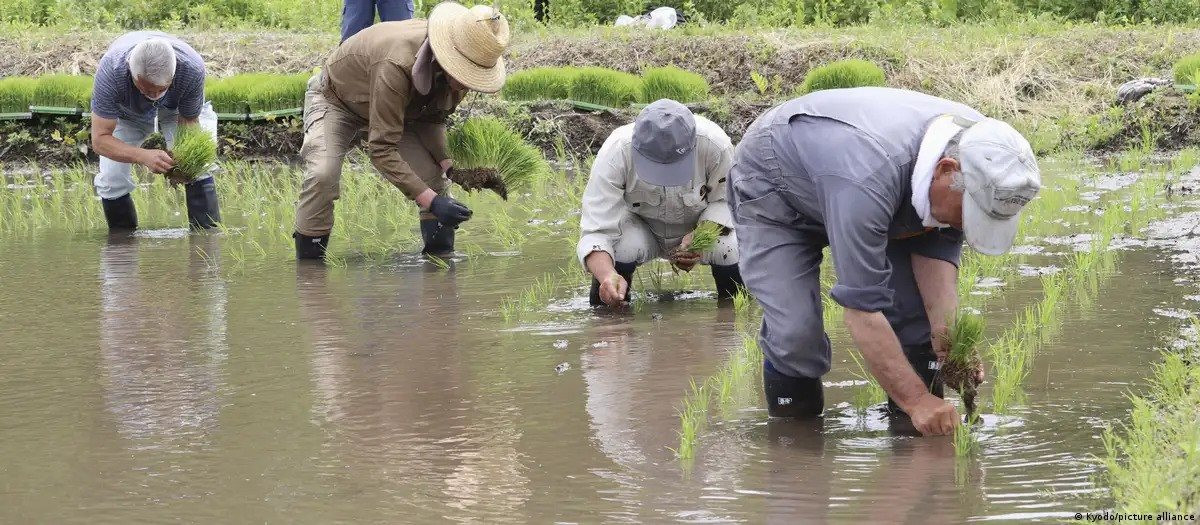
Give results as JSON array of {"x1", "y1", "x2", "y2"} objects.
[
  {"x1": 0, "y1": 76, "x2": 36, "y2": 113},
  {"x1": 205, "y1": 77, "x2": 251, "y2": 114},
  {"x1": 170, "y1": 125, "x2": 218, "y2": 181},
  {"x1": 32, "y1": 74, "x2": 93, "y2": 110},
  {"x1": 710, "y1": 331, "x2": 762, "y2": 417},
  {"x1": 943, "y1": 310, "x2": 985, "y2": 416},
  {"x1": 671, "y1": 378, "x2": 709, "y2": 460},
  {"x1": 847, "y1": 347, "x2": 886, "y2": 412},
  {"x1": 501, "y1": 67, "x2": 578, "y2": 101},
  {"x1": 685, "y1": 220, "x2": 724, "y2": 253},
  {"x1": 448, "y1": 117, "x2": 550, "y2": 199},
  {"x1": 796, "y1": 59, "x2": 886, "y2": 95},
  {"x1": 568, "y1": 67, "x2": 642, "y2": 108},
  {"x1": 1170, "y1": 147, "x2": 1200, "y2": 173},
  {"x1": 639, "y1": 66, "x2": 709, "y2": 104},
  {"x1": 732, "y1": 288, "x2": 755, "y2": 318},
  {"x1": 953, "y1": 414, "x2": 980, "y2": 457},
  {"x1": 1172, "y1": 52, "x2": 1200, "y2": 84}
]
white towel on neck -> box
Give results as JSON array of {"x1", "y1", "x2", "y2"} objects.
[{"x1": 911, "y1": 114, "x2": 964, "y2": 228}]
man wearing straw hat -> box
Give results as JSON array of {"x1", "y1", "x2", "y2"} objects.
[
  {"x1": 293, "y1": 1, "x2": 510, "y2": 260},
  {"x1": 731, "y1": 87, "x2": 1041, "y2": 436}
]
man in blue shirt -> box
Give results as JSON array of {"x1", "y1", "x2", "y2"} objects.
[
  {"x1": 342, "y1": 0, "x2": 415, "y2": 42},
  {"x1": 90, "y1": 31, "x2": 220, "y2": 231}
]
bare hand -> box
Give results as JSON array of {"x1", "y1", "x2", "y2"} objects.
[
  {"x1": 140, "y1": 149, "x2": 175, "y2": 174},
  {"x1": 439, "y1": 158, "x2": 454, "y2": 174},
  {"x1": 908, "y1": 394, "x2": 960, "y2": 436},
  {"x1": 598, "y1": 271, "x2": 628, "y2": 307}
]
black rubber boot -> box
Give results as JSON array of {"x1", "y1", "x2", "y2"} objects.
[
  {"x1": 184, "y1": 177, "x2": 221, "y2": 229},
  {"x1": 886, "y1": 342, "x2": 944, "y2": 414},
  {"x1": 588, "y1": 261, "x2": 636, "y2": 306},
  {"x1": 763, "y1": 358, "x2": 824, "y2": 418},
  {"x1": 711, "y1": 263, "x2": 744, "y2": 300},
  {"x1": 294, "y1": 231, "x2": 329, "y2": 260},
  {"x1": 101, "y1": 193, "x2": 138, "y2": 231},
  {"x1": 420, "y1": 218, "x2": 456, "y2": 256}
]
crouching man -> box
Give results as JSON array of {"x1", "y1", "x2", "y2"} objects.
[
  {"x1": 292, "y1": 2, "x2": 510, "y2": 260},
  {"x1": 731, "y1": 87, "x2": 1041, "y2": 435},
  {"x1": 579, "y1": 100, "x2": 743, "y2": 307},
  {"x1": 90, "y1": 32, "x2": 220, "y2": 230}
]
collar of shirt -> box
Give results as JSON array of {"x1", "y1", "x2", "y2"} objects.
[
  {"x1": 412, "y1": 38, "x2": 435, "y2": 96},
  {"x1": 911, "y1": 114, "x2": 961, "y2": 228}
]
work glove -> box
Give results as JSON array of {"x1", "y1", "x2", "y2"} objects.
[{"x1": 429, "y1": 194, "x2": 473, "y2": 229}]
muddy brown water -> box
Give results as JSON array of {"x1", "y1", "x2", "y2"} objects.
[{"x1": 2, "y1": 181, "x2": 1199, "y2": 523}]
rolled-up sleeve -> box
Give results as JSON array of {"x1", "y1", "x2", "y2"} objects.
[
  {"x1": 576, "y1": 137, "x2": 628, "y2": 267},
  {"x1": 698, "y1": 134, "x2": 734, "y2": 228},
  {"x1": 903, "y1": 229, "x2": 964, "y2": 267},
  {"x1": 820, "y1": 174, "x2": 895, "y2": 312},
  {"x1": 366, "y1": 60, "x2": 428, "y2": 200}
]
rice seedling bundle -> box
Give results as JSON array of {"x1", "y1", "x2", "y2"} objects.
[
  {"x1": 944, "y1": 310, "x2": 985, "y2": 416},
  {"x1": 447, "y1": 117, "x2": 549, "y2": 199},
  {"x1": 0, "y1": 76, "x2": 36, "y2": 113},
  {"x1": 501, "y1": 67, "x2": 578, "y2": 101},
  {"x1": 33, "y1": 74, "x2": 93, "y2": 110},
  {"x1": 685, "y1": 220, "x2": 724, "y2": 253},
  {"x1": 569, "y1": 67, "x2": 641, "y2": 108},
  {"x1": 170, "y1": 125, "x2": 218, "y2": 180},
  {"x1": 640, "y1": 66, "x2": 709, "y2": 104},
  {"x1": 1173, "y1": 52, "x2": 1200, "y2": 84},
  {"x1": 796, "y1": 59, "x2": 886, "y2": 95}
]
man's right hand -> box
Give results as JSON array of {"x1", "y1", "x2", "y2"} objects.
[
  {"x1": 597, "y1": 272, "x2": 628, "y2": 306},
  {"x1": 429, "y1": 195, "x2": 473, "y2": 228},
  {"x1": 139, "y1": 149, "x2": 176, "y2": 174},
  {"x1": 907, "y1": 394, "x2": 960, "y2": 436}
]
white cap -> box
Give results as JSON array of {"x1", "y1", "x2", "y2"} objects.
[{"x1": 957, "y1": 118, "x2": 1041, "y2": 255}]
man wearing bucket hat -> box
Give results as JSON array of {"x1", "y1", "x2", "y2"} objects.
[
  {"x1": 293, "y1": 1, "x2": 510, "y2": 260},
  {"x1": 730, "y1": 87, "x2": 1040, "y2": 436},
  {"x1": 579, "y1": 99, "x2": 743, "y2": 307}
]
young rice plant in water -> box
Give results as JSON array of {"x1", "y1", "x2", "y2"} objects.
[
  {"x1": 944, "y1": 310, "x2": 985, "y2": 416},
  {"x1": 797, "y1": 59, "x2": 886, "y2": 95}
]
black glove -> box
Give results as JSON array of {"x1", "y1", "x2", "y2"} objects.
[{"x1": 428, "y1": 194, "x2": 473, "y2": 228}]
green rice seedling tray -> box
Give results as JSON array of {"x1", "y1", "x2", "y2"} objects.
[
  {"x1": 249, "y1": 107, "x2": 302, "y2": 120},
  {"x1": 217, "y1": 112, "x2": 251, "y2": 122},
  {"x1": 567, "y1": 99, "x2": 616, "y2": 112},
  {"x1": 0, "y1": 112, "x2": 32, "y2": 120},
  {"x1": 30, "y1": 106, "x2": 82, "y2": 116}
]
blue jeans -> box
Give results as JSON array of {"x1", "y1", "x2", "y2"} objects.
[{"x1": 341, "y1": 0, "x2": 415, "y2": 42}]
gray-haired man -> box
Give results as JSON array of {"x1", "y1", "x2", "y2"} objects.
[
  {"x1": 579, "y1": 100, "x2": 743, "y2": 306},
  {"x1": 731, "y1": 87, "x2": 1040, "y2": 436},
  {"x1": 90, "y1": 31, "x2": 220, "y2": 231}
]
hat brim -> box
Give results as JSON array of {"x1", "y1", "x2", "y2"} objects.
[
  {"x1": 633, "y1": 147, "x2": 696, "y2": 187},
  {"x1": 429, "y1": 2, "x2": 506, "y2": 94},
  {"x1": 962, "y1": 191, "x2": 1020, "y2": 256}
]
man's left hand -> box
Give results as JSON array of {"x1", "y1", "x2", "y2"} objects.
[
  {"x1": 671, "y1": 230, "x2": 701, "y2": 272},
  {"x1": 439, "y1": 158, "x2": 454, "y2": 174}
]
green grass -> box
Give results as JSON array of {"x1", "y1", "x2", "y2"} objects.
[
  {"x1": 33, "y1": 74, "x2": 93, "y2": 110},
  {"x1": 640, "y1": 66, "x2": 709, "y2": 104},
  {"x1": 686, "y1": 220, "x2": 724, "y2": 253},
  {"x1": 171, "y1": 125, "x2": 217, "y2": 180},
  {"x1": 1103, "y1": 345, "x2": 1200, "y2": 515},
  {"x1": 0, "y1": 76, "x2": 36, "y2": 113},
  {"x1": 1173, "y1": 52, "x2": 1200, "y2": 84},
  {"x1": 448, "y1": 117, "x2": 550, "y2": 192},
  {"x1": 501, "y1": 67, "x2": 578, "y2": 101},
  {"x1": 568, "y1": 67, "x2": 642, "y2": 108},
  {"x1": 796, "y1": 59, "x2": 886, "y2": 95}
]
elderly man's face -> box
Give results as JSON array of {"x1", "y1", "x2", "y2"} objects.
[
  {"x1": 134, "y1": 75, "x2": 171, "y2": 101},
  {"x1": 930, "y1": 157, "x2": 965, "y2": 230}
]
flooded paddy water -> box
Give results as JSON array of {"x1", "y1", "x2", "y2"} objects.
[{"x1": 2, "y1": 159, "x2": 1200, "y2": 523}]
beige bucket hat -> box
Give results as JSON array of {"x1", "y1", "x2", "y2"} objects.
[{"x1": 429, "y1": 2, "x2": 510, "y2": 93}]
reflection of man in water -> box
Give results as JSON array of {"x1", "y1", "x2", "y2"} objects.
[
  {"x1": 732, "y1": 88, "x2": 1041, "y2": 436},
  {"x1": 98, "y1": 235, "x2": 227, "y2": 444}
]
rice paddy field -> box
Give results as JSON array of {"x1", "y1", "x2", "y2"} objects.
[{"x1": 3, "y1": 10, "x2": 1200, "y2": 524}]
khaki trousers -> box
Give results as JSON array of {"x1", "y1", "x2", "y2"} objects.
[{"x1": 294, "y1": 78, "x2": 447, "y2": 237}]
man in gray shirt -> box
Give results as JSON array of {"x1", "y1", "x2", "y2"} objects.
[
  {"x1": 90, "y1": 31, "x2": 220, "y2": 231},
  {"x1": 731, "y1": 87, "x2": 1041, "y2": 436}
]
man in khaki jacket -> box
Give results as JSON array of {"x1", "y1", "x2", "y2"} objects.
[
  {"x1": 579, "y1": 100, "x2": 743, "y2": 306},
  {"x1": 293, "y1": 2, "x2": 510, "y2": 259}
]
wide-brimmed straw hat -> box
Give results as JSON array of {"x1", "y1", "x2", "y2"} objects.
[{"x1": 429, "y1": 2, "x2": 510, "y2": 93}]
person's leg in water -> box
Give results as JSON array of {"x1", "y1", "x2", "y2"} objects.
[
  {"x1": 588, "y1": 214, "x2": 658, "y2": 307},
  {"x1": 95, "y1": 117, "x2": 154, "y2": 231},
  {"x1": 393, "y1": 129, "x2": 455, "y2": 257},
  {"x1": 160, "y1": 103, "x2": 223, "y2": 229}
]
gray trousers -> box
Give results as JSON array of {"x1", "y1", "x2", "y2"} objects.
[
  {"x1": 729, "y1": 148, "x2": 958, "y2": 380},
  {"x1": 95, "y1": 103, "x2": 218, "y2": 200}
]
